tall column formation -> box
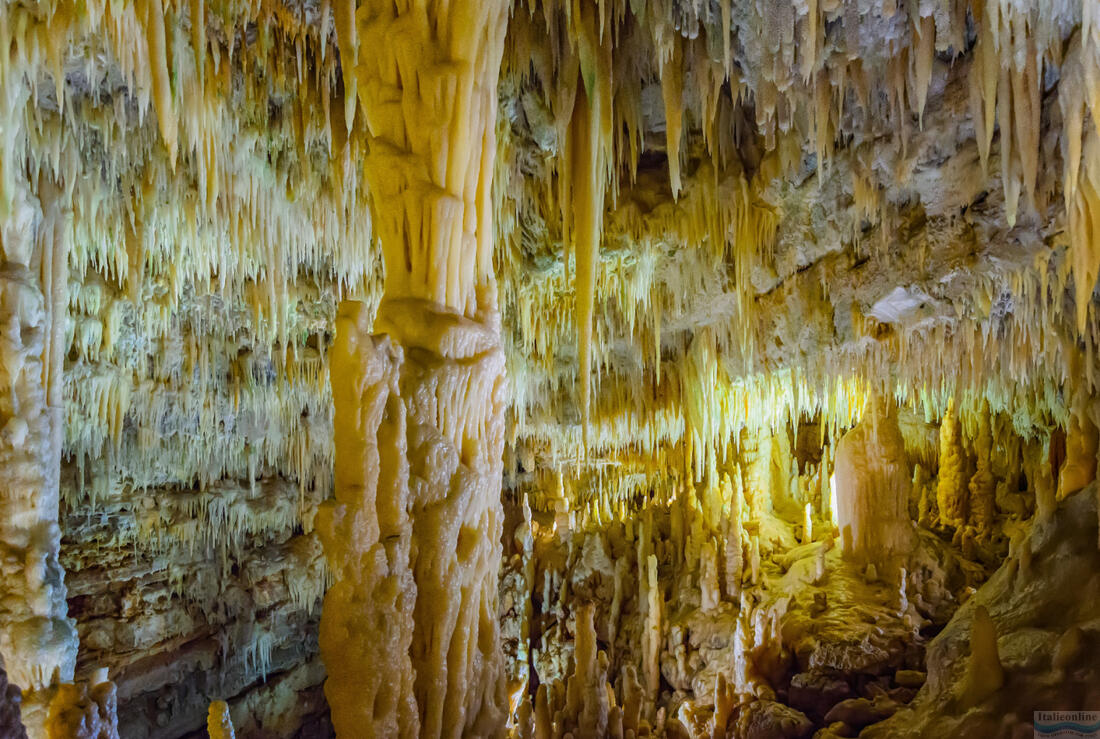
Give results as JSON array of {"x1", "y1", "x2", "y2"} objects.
[
  {"x1": 936, "y1": 397, "x2": 968, "y2": 529},
  {"x1": 319, "y1": 0, "x2": 510, "y2": 736},
  {"x1": 739, "y1": 428, "x2": 773, "y2": 519},
  {"x1": 0, "y1": 179, "x2": 78, "y2": 733},
  {"x1": 319, "y1": 304, "x2": 418, "y2": 737},
  {"x1": 833, "y1": 397, "x2": 914, "y2": 564}
]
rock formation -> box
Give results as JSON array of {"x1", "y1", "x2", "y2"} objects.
[{"x1": 0, "y1": 1, "x2": 1096, "y2": 737}]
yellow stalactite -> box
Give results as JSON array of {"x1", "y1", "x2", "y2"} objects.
[
  {"x1": 660, "y1": 34, "x2": 684, "y2": 199},
  {"x1": 142, "y1": 0, "x2": 178, "y2": 168}
]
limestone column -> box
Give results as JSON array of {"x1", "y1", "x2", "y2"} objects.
[
  {"x1": 318, "y1": 0, "x2": 511, "y2": 736},
  {"x1": 0, "y1": 179, "x2": 78, "y2": 734}
]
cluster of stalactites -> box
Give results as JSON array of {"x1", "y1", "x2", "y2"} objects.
[
  {"x1": 1, "y1": 0, "x2": 385, "y2": 497},
  {"x1": 512, "y1": 230, "x2": 1100, "y2": 513},
  {"x1": 503, "y1": 0, "x2": 785, "y2": 445},
  {"x1": 338, "y1": 0, "x2": 510, "y2": 319},
  {"x1": 510, "y1": 352, "x2": 867, "y2": 514},
  {"x1": 4, "y1": 0, "x2": 379, "y2": 336},
  {"x1": 497, "y1": 0, "x2": 1100, "y2": 480}
]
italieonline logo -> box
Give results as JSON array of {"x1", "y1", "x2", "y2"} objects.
[{"x1": 1035, "y1": 712, "x2": 1100, "y2": 738}]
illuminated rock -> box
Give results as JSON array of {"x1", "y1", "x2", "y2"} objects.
[{"x1": 833, "y1": 399, "x2": 914, "y2": 564}]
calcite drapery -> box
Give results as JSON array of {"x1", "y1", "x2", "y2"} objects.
[{"x1": 834, "y1": 398, "x2": 914, "y2": 563}]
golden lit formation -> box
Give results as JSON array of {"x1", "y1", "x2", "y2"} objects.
[{"x1": 0, "y1": 0, "x2": 1098, "y2": 737}]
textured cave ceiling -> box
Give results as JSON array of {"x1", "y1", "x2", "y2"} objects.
[{"x1": 7, "y1": 0, "x2": 1090, "y2": 512}]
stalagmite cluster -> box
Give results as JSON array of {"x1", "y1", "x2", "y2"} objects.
[{"x1": 0, "y1": 0, "x2": 1099, "y2": 737}]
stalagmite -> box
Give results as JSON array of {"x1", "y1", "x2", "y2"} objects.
[
  {"x1": 1058, "y1": 403, "x2": 1099, "y2": 500},
  {"x1": 565, "y1": 603, "x2": 609, "y2": 737},
  {"x1": 833, "y1": 398, "x2": 914, "y2": 563},
  {"x1": 958, "y1": 606, "x2": 1004, "y2": 708},
  {"x1": 740, "y1": 430, "x2": 773, "y2": 519},
  {"x1": 936, "y1": 398, "x2": 967, "y2": 529},
  {"x1": 1026, "y1": 438, "x2": 1058, "y2": 524},
  {"x1": 749, "y1": 536, "x2": 761, "y2": 585},
  {"x1": 207, "y1": 701, "x2": 235, "y2": 739},
  {"x1": 700, "y1": 541, "x2": 720, "y2": 612},
  {"x1": 968, "y1": 405, "x2": 995, "y2": 539},
  {"x1": 321, "y1": 291, "x2": 510, "y2": 734},
  {"x1": 317, "y1": 307, "x2": 417, "y2": 737},
  {"x1": 643, "y1": 554, "x2": 662, "y2": 707},
  {"x1": 41, "y1": 676, "x2": 118, "y2": 739},
  {"x1": 915, "y1": 464, "x2": 937, "y2": 528},
  {"x1": 711, "y1": 673, "x2": 735, "y2": 737},
  {"x1": 723, "y1": 474, "x2": 744, "y2": 600}
]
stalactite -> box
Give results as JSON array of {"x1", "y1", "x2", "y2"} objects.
[
  {"x1": 660, "y1": 34, "x2": 684, "y2": 199},
  {"x1": 141, "y1": 0, "x2": 178, "y2": 168},
  {"x1": 567, "y1": 4, "x2": 614, "y2": 446},
  {"x1": 913, "y1": 13, "x2": 935, "y2": 129}
]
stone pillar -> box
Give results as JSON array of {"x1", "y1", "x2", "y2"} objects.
[
  {"x1": 0, "y1": 180, "x2": 78, "y2": 736},
  {"x1": 318, "y1": 0, "x2": 510, "y2": 735},
  {"x1": 320, "y1": 297, "x2": 509, "y2": 737}
]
